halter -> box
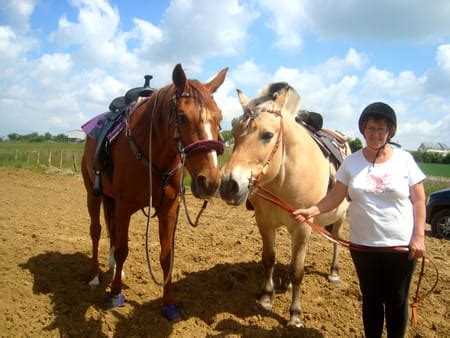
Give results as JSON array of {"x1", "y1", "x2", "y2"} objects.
[{"x1": 246, "y1": 104, "x2": 285, "y2": 189}]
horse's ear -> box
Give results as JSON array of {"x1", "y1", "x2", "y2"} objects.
[
  {"x1": 236, "y1": 89, "x2": 250, "y2": 108},
  {"x1": 282, "y1": 87, "x2": 301, "y2": 116},
  {"x1": 172, "y1": 63, "x2": 187, "y2": 91},
  {"x1": 204, "y1": 67, "x2": 228, "y2": 93}
]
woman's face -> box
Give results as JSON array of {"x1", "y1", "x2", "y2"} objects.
[{"x1": 363, "y1": 118, "x2": 389, "y2": 149}]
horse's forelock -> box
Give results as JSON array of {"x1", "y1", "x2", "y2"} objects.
[{"x1": 188, "y1": 80, "x2": 219, "y2": 113}]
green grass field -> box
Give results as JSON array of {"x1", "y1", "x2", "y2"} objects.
[
  {"x1": 1, "y1": 142, "x2": 449, "y2": 195},
  {"x1": 0, "y1": 141, "x2": 84, "y2": 173},
  {"x1": 418, "y1": 162, "x2": 450, "y2": 178}
]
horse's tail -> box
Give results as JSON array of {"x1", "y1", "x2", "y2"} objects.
[{"x1": 102, "y1": 195, "x2": 115, "y2": 238}]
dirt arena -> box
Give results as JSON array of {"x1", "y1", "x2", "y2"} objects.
[{"x1": 0, "y1": 167, "x2": 448, "y2": 337}]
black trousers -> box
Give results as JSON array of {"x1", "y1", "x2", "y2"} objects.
[{"x1": 350, "y1": 250, "x2": 416, "y2": 338}]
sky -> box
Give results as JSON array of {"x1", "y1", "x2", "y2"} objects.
[{"x1": 1, "y1": 0, "x2": 450, "y2": 150}]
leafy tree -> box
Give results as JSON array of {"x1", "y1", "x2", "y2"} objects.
[
  {"x1": 44, "y1": 132, "x2": 52, "y2": 141},
  {"x1": 8, "y1": 133, "x2": 20, "y2": 141},
  {"x1": 52, "y1": 133, "x2": 69, "y2": 143},
  {"x1": 348, "y1": 137, "x2": 363, "y2": 153},
  {"x1": 221, "y1": 130, "x2": 233, "y2": 144},
  {"x1": 442, "y1": 153, "x2": 450, "y2": 164},
  {"x1": 231, "y1": 117, "x2": 240, "y2": 128},
  {"x1": 410, "y1": 151, "x2": 423, "y2": 162}
]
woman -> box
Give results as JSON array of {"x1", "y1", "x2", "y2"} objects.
[{"x1": 292, "y1": 102, "x2": 426, "y2": 338}]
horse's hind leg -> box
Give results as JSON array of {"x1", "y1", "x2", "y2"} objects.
[
  {"x1": 257, "y1": 226, "x2": 276, "y2": 311},
  {"x1": 102, "y1": 195, "x2": 117, "y2": 272},
  {"x1": 86, "y1": 189, "x2": 102, "y2": 286},
  {"x1": 328, "y1": 218, "x2": 343, "y2": 284}
]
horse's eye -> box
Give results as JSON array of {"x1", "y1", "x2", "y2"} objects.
[
  {"x1": 178, "y1": 114, "x2": 188, "y2": 125},
  {"x1": 261, "y1": 131, "x2": 274, "y2": 142}
]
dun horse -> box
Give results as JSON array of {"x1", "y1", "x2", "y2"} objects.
[
  {"x1": 220, "y1": 83, "x2": 349, "y2": 327},
  {"x1": 81, "y1": 64, "x2": 227, "y2": 320}
]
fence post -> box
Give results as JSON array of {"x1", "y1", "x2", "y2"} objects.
[
  {"x1": 59, "y1": 150, "x2": 63, "y2": 169},
  {"x1": 27, "y1": 151, "x2": 30, "y2": 164},
  {"x1": 48, "y1": 151, "x2": 52, "y2": 166},
  {"x1": 37, "y1": 151, "x2": 40, "y2": 165},
  {"x1": 72, "y1": 153, "x2": 78, "y2": 172}
]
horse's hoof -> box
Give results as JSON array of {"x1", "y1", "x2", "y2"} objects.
[
  {"x1": 88, "y1": 275, "x2": 100, "y2": 286},
  {"x1": 327, "y1": 275, "x2": 341, "y2": 285},
  {"x1": 287, "y1": 315, "x2": 304, "y2": 328},
  {"x1": 107, "y1": 293, "x2": 125, "y2": 309},
  {"x1": 257, "y1": 294, "x2": 273, "y2": 311},
  {"x1": 162, "y1": 304, "x2": 181, "y2": 321}
]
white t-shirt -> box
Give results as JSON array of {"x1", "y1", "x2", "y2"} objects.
[{"x1": 336, "y1": 148, "x2": 425, "y2": 247}]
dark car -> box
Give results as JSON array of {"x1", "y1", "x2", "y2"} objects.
[{"x1": 426, "y1": 188, "x2": 450, "y2": 238}]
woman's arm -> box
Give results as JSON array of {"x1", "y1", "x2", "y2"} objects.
[
  {"x1": 292, "y1": 181, "x2": 348, "y2": 224},
  {"x1": 408, "y1": 181, "x2": 426, "y2": 260}
]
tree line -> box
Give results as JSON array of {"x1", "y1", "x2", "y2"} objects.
[{"x1": 2, "y1": 132, "x2": 72, "y2": 143}]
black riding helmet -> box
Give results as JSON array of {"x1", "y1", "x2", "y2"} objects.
[{"x1": 358, "y1": 102, "x2": 397, "y2": 139}]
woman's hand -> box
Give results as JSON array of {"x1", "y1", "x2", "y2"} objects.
[
  {"x1": 409, "y1": 233, "x2": 426, "y2": 260},
  {"x1": 292, "y1": 206, "x2": 318, "y2": 224}
]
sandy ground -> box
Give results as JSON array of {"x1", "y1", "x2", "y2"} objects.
[{"x1": 0, "y1": 166, "x2": 448, "y2": 337}]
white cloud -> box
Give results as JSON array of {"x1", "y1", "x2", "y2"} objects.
[
  {"x1": 135, "y1": 0, "x2": 257, "y2": 65},
  {"x1": 50, "y1": 0, "x2": 125, "y2": 67},
  {"x1": 0, "y1": 0, "x2": 36, "y2": 33},
  {"x1": 258, "y1": 0, "x2": 306, "y2": 50},
  {"x1": 232, "y1": 60, "x2": 270, "y2": 88},
  {"x1": 303, "y1": 0, "x2": 450, "y2": 42},
  {"x1": 30, "y1": 53, "x2": 73, "y2": 86}
]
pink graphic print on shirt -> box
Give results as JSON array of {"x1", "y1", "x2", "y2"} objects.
[{"x1": 366, "y1": 173, "x2": 391, "y2": 193}]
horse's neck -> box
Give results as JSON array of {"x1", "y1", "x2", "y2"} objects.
[
  {"x1": 275, "y1": 116, "x2": 329, "y2": 189},
  {"x1": 127, "y1": 94, "x2": 179, "y2": 166}
]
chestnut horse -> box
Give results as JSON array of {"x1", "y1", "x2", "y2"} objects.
[
  {"x1": 220, "y1": 83, "x2": 349, "y2": 327},
  {"x1": 81, "y1": 64, "x2": 228, "y2": 320}
]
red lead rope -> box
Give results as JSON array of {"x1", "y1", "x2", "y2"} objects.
[{"x1": 251, "y1": 182, "x2": 439, "y2": 325}]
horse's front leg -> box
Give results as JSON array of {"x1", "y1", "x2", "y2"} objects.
[
  {"x1": 158, "y1": 200, "x2": 181, "y2": 321},
  {"x1": 108, "y1": 201, "x2": 131, "y2": 308},
  {"x1": 258, "y1": 226, "x2": 276, "y2": 311},
  {"x1": 287, "y1": 225, "x2": 311, "y2": 328},
  {"x1": 328, "y1": 218, "x2": 344, "y2": 284}
]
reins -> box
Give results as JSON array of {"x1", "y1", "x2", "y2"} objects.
[
  {"x1": 128, "y1": 87, "x2": 224, "y2": 287},
  {"x1": 246, "y1": 102, "x2": 438, "y2": 326}
]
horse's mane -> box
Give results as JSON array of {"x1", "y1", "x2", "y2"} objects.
[
  {"x1": 259, "y1": 82, "x2": 292, "y2": 98},
  {"x1": 145, "y1": 79, "x2": 219, "y2": 138},
  {"x1": 242, "y1": 82, "x2": 300, "y2": 120}
]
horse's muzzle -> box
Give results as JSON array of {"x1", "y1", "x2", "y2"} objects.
[
  {"x1": 219, "y1": 175, "x2": 248, "y2": 205},
  {"x1": 191, "y1": 174, "x2": 220, "y2": 199}
]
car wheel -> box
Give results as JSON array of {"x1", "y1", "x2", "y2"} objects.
[{"x1": 430, "y1": 209, "x2": 450, "y2": 239}]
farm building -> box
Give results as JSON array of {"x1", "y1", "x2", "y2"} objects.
[
  {"x1": 64, "y1": 129, "x2": 86, "y2": 142},
  {"x1": 417, "y1": 142, "x2": 450, "y2": 155}
]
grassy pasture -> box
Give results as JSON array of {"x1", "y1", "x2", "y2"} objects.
[{"x1": 0, "y1": 142, "x2": 449, "y2": 195}]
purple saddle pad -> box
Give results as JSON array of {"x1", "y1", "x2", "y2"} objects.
[{"x1": 81, "y1": 97, "x2": 149, "y2": 142}]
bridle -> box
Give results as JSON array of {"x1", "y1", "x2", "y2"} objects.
[
  {"x1": 245, "y1": 104, "x2": 285, "y2": 189},
  {"x1": 127, "y1": 86, "x2": 224, "y2": 287}
]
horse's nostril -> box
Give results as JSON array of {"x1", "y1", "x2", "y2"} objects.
[
  {"x1": 221, "y1": 178, "x2": 239, "y2": 195},
  {"x1": 195, "y1": 175, "x2": 207, "y2": 189}
]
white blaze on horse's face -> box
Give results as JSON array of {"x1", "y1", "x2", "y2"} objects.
[{"x1": 202, "y1": 106, "x2": 218, "y2": 168}]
